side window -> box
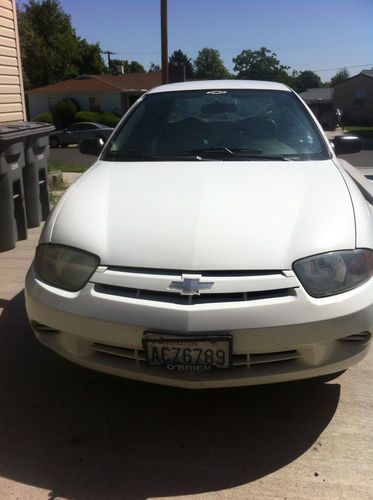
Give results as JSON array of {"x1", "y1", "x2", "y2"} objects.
[
  {"x1": 354, "y1": 90, "x2": 367, "y2": 106},
  {"x1": 67, "y1": 124, "x2": 80, "y2": 131},
  {"x1": 89, "y1": 96, "x2": 101, "y2": 112},
  {"x1": 78, "y1": 123, "x2": 95, "y2": 130}
]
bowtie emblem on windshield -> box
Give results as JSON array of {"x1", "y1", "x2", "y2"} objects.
[{"x1": 168, "y1": 274, "x2": 214, "y2": 296}]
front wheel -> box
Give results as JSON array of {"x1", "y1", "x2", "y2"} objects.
[{"x1": 49, "y1": 136, "x2": 60, "y2": 148}]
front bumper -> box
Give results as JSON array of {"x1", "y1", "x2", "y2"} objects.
[{"x1": 25, "y1": 266, "x2": 373, "y2": 388}]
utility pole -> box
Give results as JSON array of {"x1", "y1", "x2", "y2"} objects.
[
  {"x1": 160, "y1": 0, "x2": 168, "y2": 84},
  {"x1": 102, "y1": 50, "x2": 116, "y2": 69}
]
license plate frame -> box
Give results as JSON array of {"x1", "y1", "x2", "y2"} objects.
[{"x1": 143, "y1": 333, "x2": 232, "y2": 370}]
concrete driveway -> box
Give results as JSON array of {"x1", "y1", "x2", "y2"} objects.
[{"x1": 0, "y1": 229, "x2": 372, "y2": 499}]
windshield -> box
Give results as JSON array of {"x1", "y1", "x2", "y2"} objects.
[{"x1": 103, "y1": 89, "x2": 329, "y2": 161}]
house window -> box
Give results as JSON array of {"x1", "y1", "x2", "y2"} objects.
[
  {"x1": 89, "y1": 96, "x2": 101, "y2": 112},
  {"x1": 354, "y1": 90, "x2": 367, "y2": 106}
]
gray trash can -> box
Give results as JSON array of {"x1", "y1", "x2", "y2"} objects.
[
  {"x1": 0, "y1": 125, "x2": 27, "y2": 251},
  {"x1": 0, "y1": 121, "x2": 54, "y2": 251},
  {"x1": 23, "y1": 122, "x2": 55, "y2": 228}
]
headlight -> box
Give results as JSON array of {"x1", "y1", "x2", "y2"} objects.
[
  {"x1": 34, "y1": 244, "x2": 100, "y2": 291},
  {"x1": 293, "y1": 249, "x2": 373, "y2": 297}
]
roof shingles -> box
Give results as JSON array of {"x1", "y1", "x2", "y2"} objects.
[{"x1": 28, "y1": 72, "x2": 162, "y2": 94}]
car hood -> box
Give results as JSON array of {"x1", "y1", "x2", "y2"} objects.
[{"x1": 48, "y1": 159, "x2": 355, "y2": 270}]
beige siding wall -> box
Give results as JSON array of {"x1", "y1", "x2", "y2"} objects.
[
  {"x1": 0, "y1": 0, "x2": 25, "y2": 122},
  {"x1": 334, "y1": 74, "x2": 373, "y2": 123}
]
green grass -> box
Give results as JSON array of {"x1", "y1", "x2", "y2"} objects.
[
  {"x1": 48, "y1": 162, "x2": 90, "y2": 173},
  {"x1": 345, "y1": 126, "x2": 373, "y2": 139},
  {"x1": 49, "y1": 191, "x2": 61, "y2": 206},
  {"x1": 49, "y1": 174, "x2": 66, "y2": 191},
  {"x1": 345, "y1": 126, "x2": 373, "y2": 131}
]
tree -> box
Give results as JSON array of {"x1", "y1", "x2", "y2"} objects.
[
  {"x1": 330, "y1": 67, "x2": 350, "y2": 86},
  {"x1": 194, "y1": 48, "x2": 230, "y2": 80},
  {"x1": 294, "y1": 70, "x2": 322, "y2": 92},
  {"x1": 110, "y1": 58, "x2": 130, "y2": 73},
  {"x1": 169, "y1": 49, "x2": 194, "y2": 79},
  {"x1": 233, "y1": 47, "x2": 291, "y2": 84},
  {"x1": 53, "y1": 98, "x2": 79, "y2": 128},
  {"x1": 18, "y1": 0, "x2": 106, "y2": 89},
  {"x1": 128, "y1": 60, "x2": 145, "y2": 73},
  {"x1": 77, "y1": 39, "x2": 107, "y2": 75},
  {"x1": 110, "y1": 59, "x2": 145, "y2": 73},
  {"x1": 148, "y1": 62, "x2": 161, "y2": 72}
]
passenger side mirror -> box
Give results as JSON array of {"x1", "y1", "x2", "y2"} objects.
[
  {"x1": 331, "y1": 135, "x2": 362, "y2": 155},
  {"x1": 79, "y1": 137, "x2": 104, "y2": 156}
]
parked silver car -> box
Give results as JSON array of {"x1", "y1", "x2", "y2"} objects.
[{"x1": 49, "y1": 122, "x2": 114, "y2": 148}]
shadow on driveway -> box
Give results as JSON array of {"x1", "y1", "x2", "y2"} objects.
[{"x1": 0, "y1": 292, "x2": 340, "y2": 499}]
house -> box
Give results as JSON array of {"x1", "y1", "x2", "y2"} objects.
[
  {"x1": 334, "y1": 70, "x2": 373, "y2": 124},
  {"x1": 0, "y1": 0, "x2": 26, "y2": 122},
  {"x1": 298, "y1": 87, "x2": 335, "y2": 130},
  {"x1": 26, "y1": 72, "x2": 162, "y2": 119}
]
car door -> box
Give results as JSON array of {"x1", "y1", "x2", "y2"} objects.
[
  {"x1": 77, "y1": 123, "x2": 99, "y2": 141},
  {"x1": 62, "y1": 124, "x2": 80, "y2": 145}
]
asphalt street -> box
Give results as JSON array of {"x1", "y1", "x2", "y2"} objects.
[
  {"x1": 49, "y1": 146, "x2": 96, "y2": 168},
  {"x1": 339, "y1": 138, "x2": 373, "y2": 168}
]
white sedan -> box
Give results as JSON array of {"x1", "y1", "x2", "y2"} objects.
[{"x1": 25, "y1": 80, "x2": 372, "y2": 388}]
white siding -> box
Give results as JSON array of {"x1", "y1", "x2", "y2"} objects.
[
  {"x1": 100, "y1": 93, "x2": 122, "y2": 114},
  {"x1": 0, "y1": 0, "x2": 25, "y2": 122}
]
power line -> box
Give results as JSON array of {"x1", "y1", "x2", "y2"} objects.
[
  {"x1": 108, "y1": 38, "x2": 373, "y2": 61},
  {"x1": 311, "y1": 63, "x2": 373, "y2": 73}
]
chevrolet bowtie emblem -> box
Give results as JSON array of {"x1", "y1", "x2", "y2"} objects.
[{"x1": 168, "y1": 274, "x2": 214, "y2": 296}]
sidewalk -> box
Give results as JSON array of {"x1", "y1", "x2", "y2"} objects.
[{"x1": 324, "y1": 128, "x2": 345, "y2": 140}]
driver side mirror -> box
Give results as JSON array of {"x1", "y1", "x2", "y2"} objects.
[
  {"x1": 79, "y1": 137, "x2": 104, "y2": 156},
  {"x1": 331, "y1": 134, "x2": 362, "y2": 155}
]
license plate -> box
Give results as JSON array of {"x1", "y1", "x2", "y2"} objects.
[{"x1": 143, "y1": 334, "x2": 232, "y2": 371}]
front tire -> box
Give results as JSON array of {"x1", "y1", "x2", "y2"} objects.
[{"x1": 49, "y1": 136, "x2": 60, "y2": 148}]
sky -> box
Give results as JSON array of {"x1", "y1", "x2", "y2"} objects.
[{"x1": 22, "y1": 0, "x2": 373, "y2": 82}]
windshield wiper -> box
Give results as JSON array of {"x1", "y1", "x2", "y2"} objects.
[
  {"x1": 104, "y1": 148, "x2": 291, "y2": 162},
  {"x1": 177, "y1": 147, "x2": 261, "y2": 157},
  {"x1": 177, "y1": 147, "x2": 290, "y2": 160}
]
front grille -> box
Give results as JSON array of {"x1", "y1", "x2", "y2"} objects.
[
  {"x1": 92, "y1": 343, "x2": 146, "y2": 365},
  {"x1": 92, "y1": 342, "x2": 299, "y2": 369},
  {"x1": 94, "y1": 283, "x2": 293, "y2": 305},
  {"x1": 107, "y1": 266, "x2": 282, "y2": 277}
]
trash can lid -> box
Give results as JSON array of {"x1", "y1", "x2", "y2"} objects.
[{"x1": 0, "y1": 121, "x2": 55, "y2": 142}]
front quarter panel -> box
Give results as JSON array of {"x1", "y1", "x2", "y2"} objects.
[
  {"x1": 39, "y1": 162, "x2": 101, "y2": 244},
  {"x1": 335, "y1": 158, "x2": 373, "y2": 249}
]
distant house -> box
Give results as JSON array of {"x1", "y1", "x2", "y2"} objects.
[
  {"x1": 0, "y1": 0, "x2": 26, "y2": 122},
  {"x1": 299, "y1": 87, "x2": 335, "y2": 130},
  {"x1": 334, "y1": 70, "x2": 373, "y2": 124},
  {"x1": 26, "y1": 72, "x2": 162, "y2": 119}
]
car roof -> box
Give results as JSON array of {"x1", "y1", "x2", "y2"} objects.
[
  {"x1": 70, "y1": 122, "x2": 107, "y2": 127},
  {"x1": 148, "y1": 79, "x2": 291, "y2": 94}
]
